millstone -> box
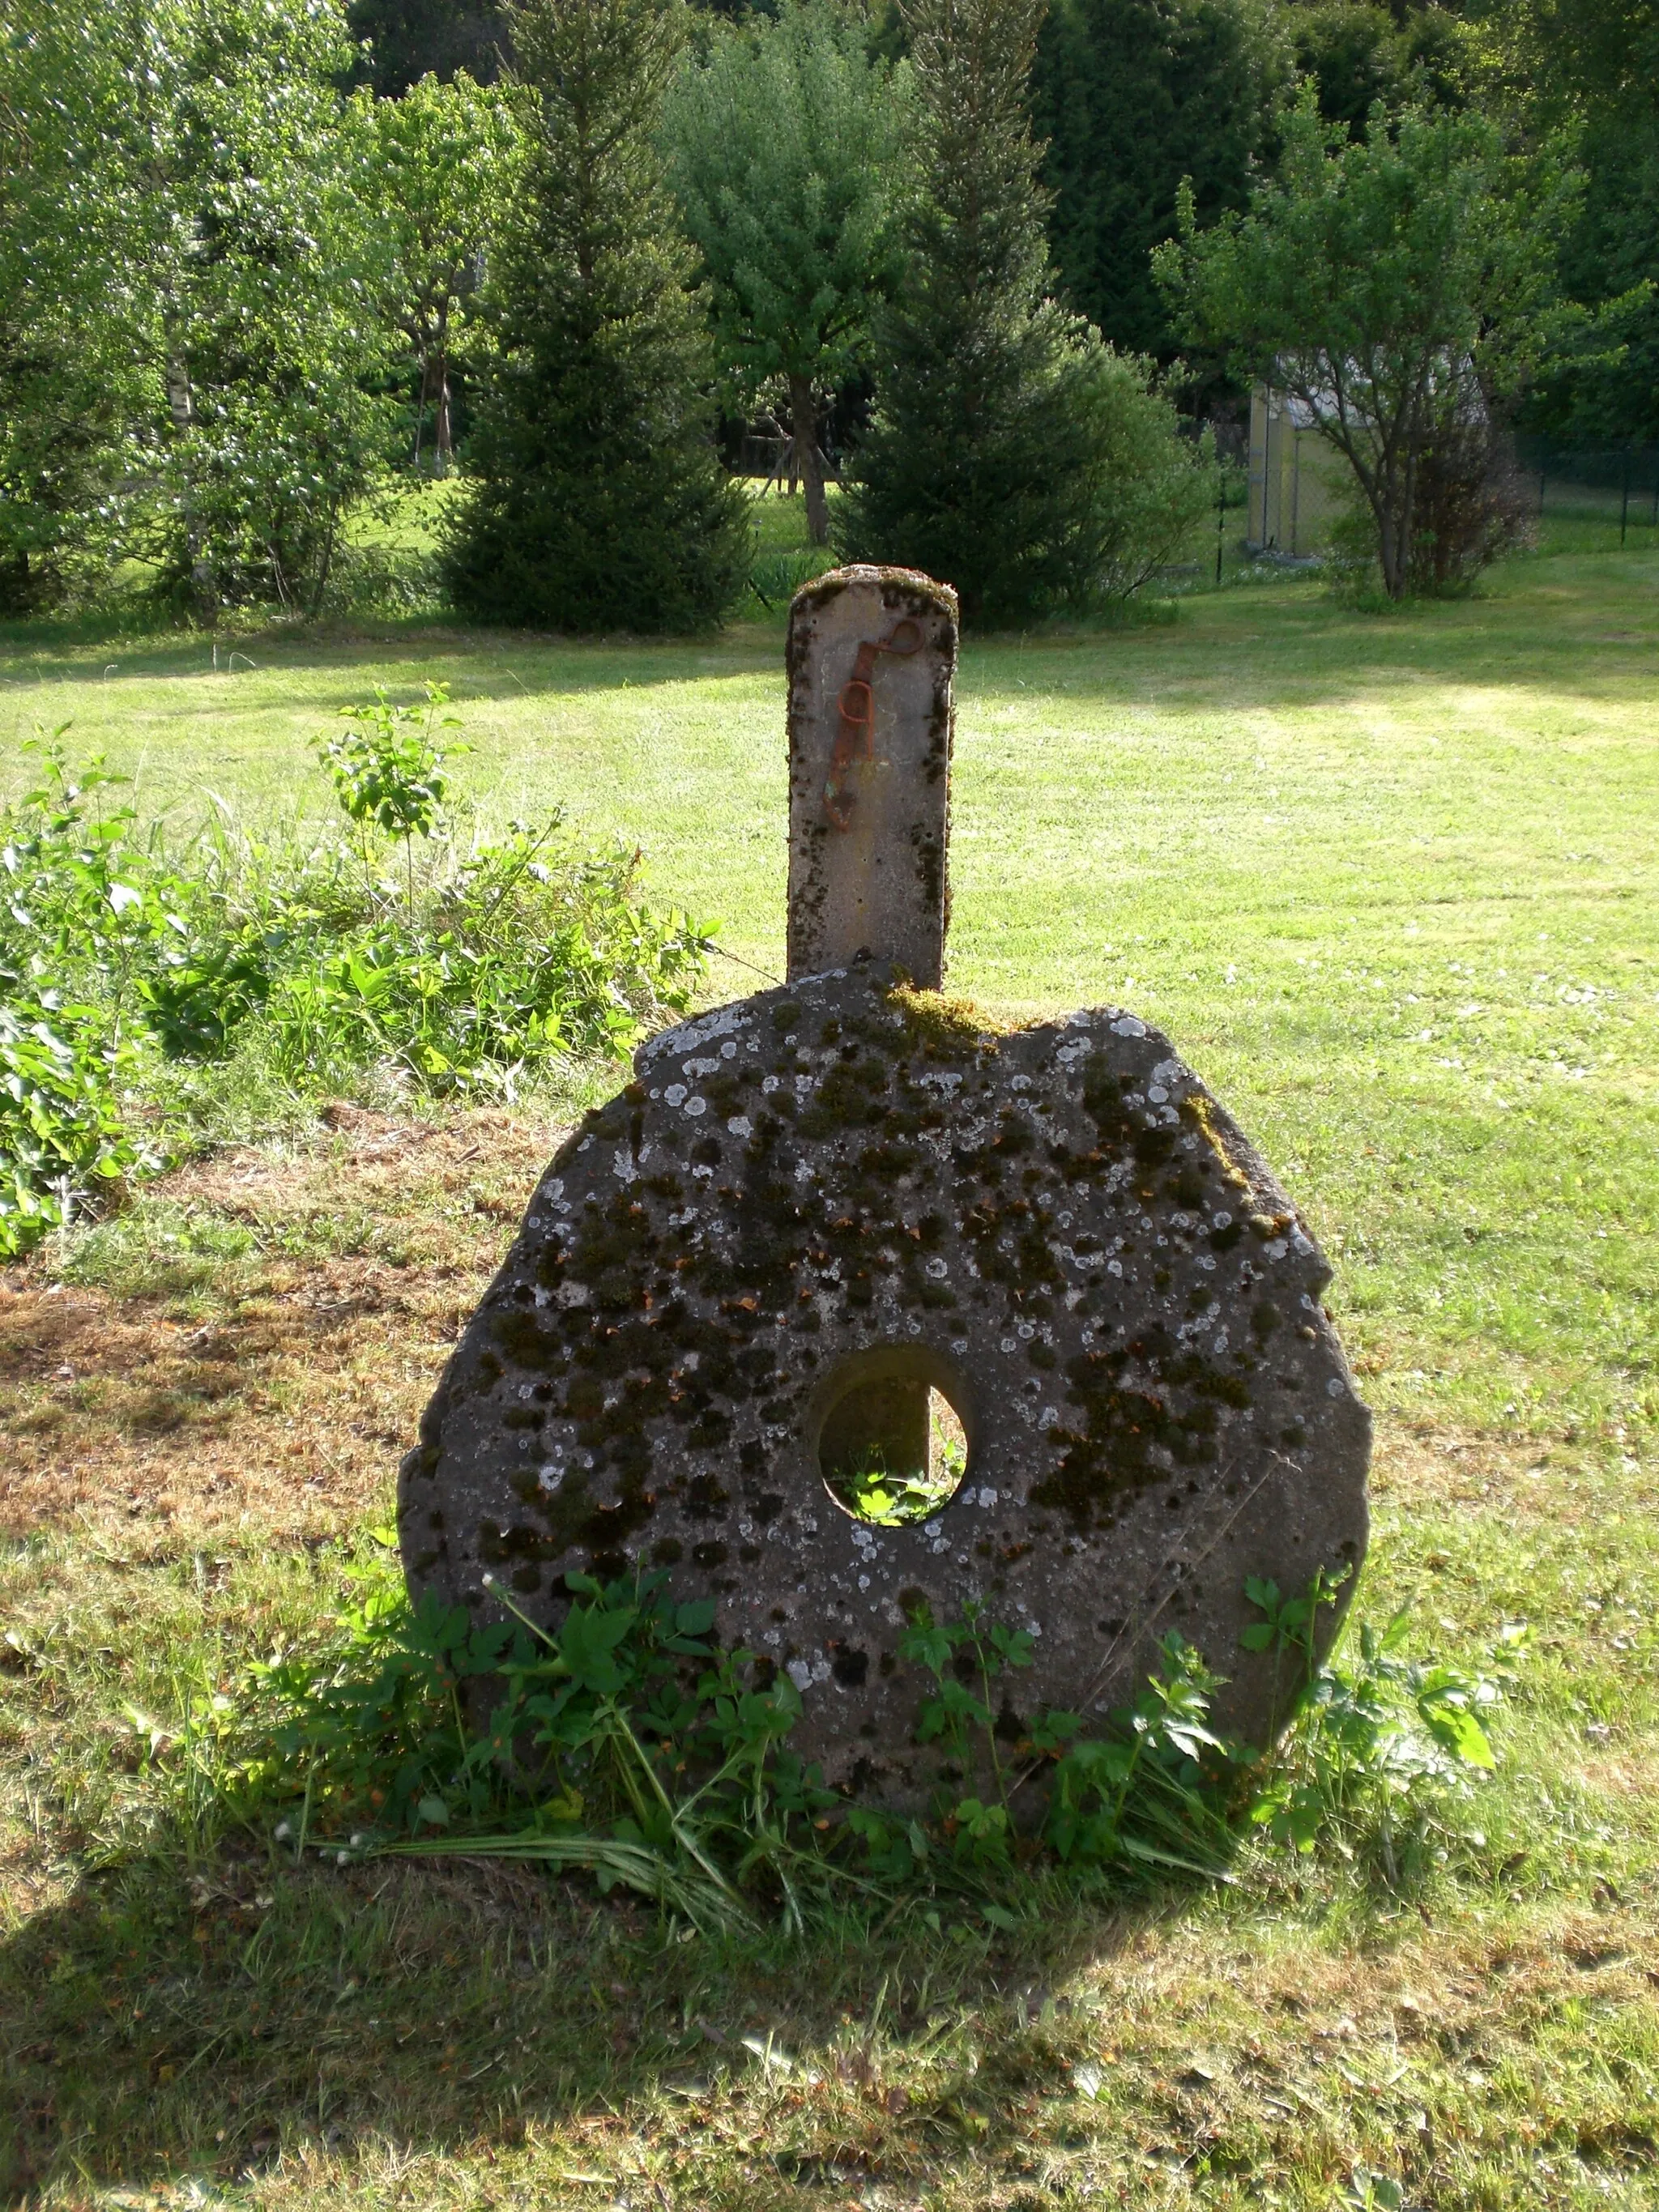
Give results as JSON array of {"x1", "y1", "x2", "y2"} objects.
[{"x1": 399, "y1": 957, "x2": 1370, "y2": 1793}]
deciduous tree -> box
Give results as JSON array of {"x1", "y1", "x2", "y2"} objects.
[
  {"x1": 1158, "y1": 91, "x2": 1578, "y2": 597},
  {"x1": 662, "y1": 0, "x2": 906, "y2": 543},
  {"x1": 0, "y1": 2, "x2": 141, "y2": 607},
  {"x1": 1470, "y1": 0, "x2": 1659, "y2": 442},
  {"x1": 364, "y1": 70, "x2": 518, "y2": 474},
  {"x1": 3, "y1": 0, "x2": 398, "y2": 618}
]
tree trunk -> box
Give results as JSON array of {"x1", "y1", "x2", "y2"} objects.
[
  {"x1": 434, "y1": 348, "x2": 453, "y2": 476},
  {"x1": 412, "y1": 352, "x2": 427, "y2": 471},
  {"x1": 791, "y1": 373, "x2": 828, "y2": 545},
  {"x1": 166, "y1": 350, "x2": 216, "y2": 626}
]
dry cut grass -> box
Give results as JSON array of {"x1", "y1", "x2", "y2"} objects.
[{"x1": 0, "y1": 1106, "x2": 550, "y2": 1544}]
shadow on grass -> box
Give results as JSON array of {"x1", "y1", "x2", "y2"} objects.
[
  {"x1": 0, "y1": 1842, "x2": 1152, "y2": 2204},
  {"x1": 0, "y1": 616, "x2": 784, "y2": 703}
]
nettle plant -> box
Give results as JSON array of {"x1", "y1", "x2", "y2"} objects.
[
  {"x1": 139, "y1": 1539, "x2": 1520, "y2": 1932},
  {"x1": 1242, "y1": 1570, "x2": 1524, "y2": 1886},
  {"x1": 0, "y1": 737, "x2": 176, "y2": 1253},
  {"x1": 279, "y1": 684, "x2": 712, "y2": 1085}
]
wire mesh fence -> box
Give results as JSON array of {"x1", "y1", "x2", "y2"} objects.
[{"x1": 1515, "y1": 437, "x2": 1659, "y2": 545}]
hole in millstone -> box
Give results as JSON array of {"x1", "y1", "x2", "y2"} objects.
[{"x1": 821, "y1": 1375, "x2": 970, "y2": 1527}]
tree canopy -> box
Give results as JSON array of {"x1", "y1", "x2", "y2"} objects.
[
  {"x1": 1159, "y1": 89, "x2": 1580, "y2": 595},
  {"x1": 363, "y1": 70, "x2": 518, "y2": 473},
  {"x1": 1033, "y1": 0, "x2": 1288, "y2": 362},
  {"x1": 2, "y1": 0, "x2": 398, "y2": 617},
  {"x1": 663, "y1": 0, "x2": 906, "y2": 543},
  {"x1": 1471, "y1": 0, "x2": 1659, "y2": 441},
  {"x1": 838, "y1": 0, "x2": 1211, "y2": 624}
]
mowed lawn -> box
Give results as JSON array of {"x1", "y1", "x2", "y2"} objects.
[{"x1": 2, "y1": 543, "x2": 1658, "y2": 2210}]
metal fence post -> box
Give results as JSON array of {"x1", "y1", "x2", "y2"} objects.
[{"x1": 1621, "y1": 446, "x2": 1631, "y2": 547}]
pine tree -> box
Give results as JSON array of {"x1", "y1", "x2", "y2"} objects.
[
  {"x1": 836, "y1": 0, "x2": 1201, "y2": 626},
  {"x1": 1032, "y1": 0, "x2": 1286, "y2": 363},
  {"x1": 444, "y1": 0, "x2": 749, "y2": 633}
]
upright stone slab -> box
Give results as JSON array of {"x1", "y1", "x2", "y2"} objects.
[{"x1": 786, "y1": 565, "x2": 958, "y2": 991}]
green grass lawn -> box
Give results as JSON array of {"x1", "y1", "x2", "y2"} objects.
[{"x1": 2, "y1": 538, "x2": 1658, "y2": 2209}]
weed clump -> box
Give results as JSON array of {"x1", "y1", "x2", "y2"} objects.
[
  {"x1": 0, "y1": 699, "x2": 711, "y2": 1256},
  {"x1": 143, "y1": 1547, "x2": 1516, "y2": 1932}
]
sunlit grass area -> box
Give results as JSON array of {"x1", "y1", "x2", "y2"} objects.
[{"x1": 2, "y1": 535, "x2": 1657, "y2": 2208}]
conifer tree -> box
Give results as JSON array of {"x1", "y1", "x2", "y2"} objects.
[
  {"x1": 1032, "y1": 0, "x2": 1286, "y2": 362},
  {"x1": 444, "y1": 0, "x2": 749, "y2": 633},
  {"x1": 836, "y1": 0, "x2": 1205, "y2": 625}
]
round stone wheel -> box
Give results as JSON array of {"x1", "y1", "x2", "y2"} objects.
[{"x1": 399, "y1": 959, "x2": 1370, "y2": 1801}]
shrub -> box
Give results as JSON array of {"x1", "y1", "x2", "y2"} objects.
[
  {"x1": 1160, "y1": 92, "x2": 1577, "y2": 601},
  {"x1": 1407, "y1": 420, "x2": 1536, "y2": 594},
  {"x1": 1320, "y1": 420, "x2": 1535, "y2": 601},
  {"x1": 1243, "y1": 1573, "x2": 1525, "y2": 1888}
]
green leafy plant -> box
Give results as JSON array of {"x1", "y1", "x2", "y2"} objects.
[
  {"x1": 0, "y1": 735, "x2": 175, "y2": 1252},
  {"x1": 318, "y1": 684, "x2": 462, "y2": 882},
  {"x1": 1243, "y1": 1571, "x2": 1519, "y2": 1885},
  {"x1": 0, "y1": 989, "x2": 147, "y2": 1256},
  {"x1": 1038, "y1": 1637, "x2": 1242, "y2": 1877},
  {"x1": 154, "y1": 1546, "x2": 835, "y2": 1931},
  {"x1": 1, "y1": 736, "x2": 182, "y2": 1023},
  {"x1": 829, "y1": 1445, "x2": 962, "y2": 1528},
  {"x1": 0, "y1": 717, "x2": 712, "y2": 1250},
  {"x1": 899, "y1": 1599, "x2": 1034, "y2": 1832},
  {"x1": 129, "y1": 1537, "x2": 1517, "y2": 1934}
]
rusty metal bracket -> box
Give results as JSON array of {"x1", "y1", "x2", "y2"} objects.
[{"x1": 824, "y1": 617, "x2": 923, "y2": 829}]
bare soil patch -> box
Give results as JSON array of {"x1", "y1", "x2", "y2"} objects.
[{"x1": 0, "y1": 1105, "x2": 562, "y2": 1543}]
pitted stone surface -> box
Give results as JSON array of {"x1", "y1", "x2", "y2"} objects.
[{"x1": 400, "y1": 961, "x2": 1371, "y2": 1793}]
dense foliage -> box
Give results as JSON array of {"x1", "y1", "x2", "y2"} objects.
[
  {"x1": 157, "y1": 1544, "x2": 1516, "y2": 1929},
  {"x1": 348, "y1": 0, "x2": 510, "y2": 92},
  {"x1": 0, "y1": 716, "x2": 710, "y2": 1257},
  {"x1": 2, "y1": 0, "x2": 403, "y2": 619},
  {"x1": 663, "y1": 0, "x2": 906, "y2": 543},
  {"x1": 1287, "y1": 0, "x2": 1466, "y2": 137},
  {"x1": 443, "y1": 0, "x2": 750, "y2": 632},
  {"x1": 1159, "y1": 91, "x2": 1578, "y2": 596},
  {"x1": 365, "y1": 71, "x2": 518, "y2": 475},
  {"x1": 837, "y1": 0, "x2": 1211, "y2": 624},
  {"x1": 6, "y1": 0, "x2": 1653, "y2": 631},
  {"x1": 1033, "y1": 0, "x2": 1289, "y2": 364},
  {"x1": 1478, "y1": 0, "x2": 1659, "y2": 444}
]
